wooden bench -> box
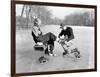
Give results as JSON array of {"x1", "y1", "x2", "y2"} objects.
[{"x1": 34, "y1": 44, "x2": 46, "y2": 51}]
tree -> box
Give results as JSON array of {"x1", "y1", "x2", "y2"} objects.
[
  {"x1": 51, "y1": 17, "x2": 62, "y2": 25},
  {"x1": 31, "y1": 6, "x2": 52, "y2": 25},
  {"x1": 63, "y1": 11, "x2": 94, "y2": 26}
]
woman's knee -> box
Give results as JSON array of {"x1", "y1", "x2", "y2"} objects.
[{"x1": 47, "y1": 32, "x2": 52, "y2": 35}]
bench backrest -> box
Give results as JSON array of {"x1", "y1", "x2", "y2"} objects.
[{"x1": 32, "y1": 31, "x2": 39, "y2": 43}]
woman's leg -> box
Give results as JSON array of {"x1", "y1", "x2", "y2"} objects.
[
  {"x1": 48, "y1": 39, "x2": 54, "y2": 54},
  {"x1": 37, "y1": 32, "x2": 56, "y2": 44},
  {"x1": 37, "y1": 32, "x2": 56, "y2": 55}
]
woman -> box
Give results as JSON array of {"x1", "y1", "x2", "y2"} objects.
[{"x1": 32, "y1": 16, "x2": 57, "y2": 56}]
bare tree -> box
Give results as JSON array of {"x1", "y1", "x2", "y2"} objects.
[{"x1": 63, "y1": 11, "x2": 94, "y2": 26}]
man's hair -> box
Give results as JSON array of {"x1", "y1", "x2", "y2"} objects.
[
  {"x1": 60, "y1": 23, "x2": 65, "y2": 28},
  {"x1": 60, "y1": 23, "x2": 65, "y2": 26}
]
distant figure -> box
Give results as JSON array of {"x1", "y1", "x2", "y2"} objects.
[
  {"x1": 58, "y1": 23, "x2": 80, "y2": 58},
  {"x1": 31, "y1": 16, "x2": 56, "y2": 56}
]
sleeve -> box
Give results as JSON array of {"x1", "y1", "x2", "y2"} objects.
[
  {"x1": 38, "y1": 28, "x2": 43, "y2": 35},
  {"x1": 37, "y1": 18, "x2": 41, "y2": 26},
  {"x1": 32, "y1": 27, "x2": 39, "y2": 37},
  {"x1": 58, "y1": 30, "x2": 64, "y2": 38},
  {"x1": 67, "y1": 27, "x2": 74, "y2": 41}
]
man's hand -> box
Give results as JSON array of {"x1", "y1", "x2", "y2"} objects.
[
  {"x1": 60, "y1": 35, "x2": 65, "y2": 39},
  {"x1": 57, "y1": 38, "x2": 65, "y2": 45}
]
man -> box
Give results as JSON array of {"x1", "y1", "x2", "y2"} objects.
[
  {"x1": 58, "y1": 23, "x2": 80, "y2": 58},
  {"x1": 31, "y1": 16, "x2": 56, "y2": 56},
  {"x1": 58, "y1": 23, "x2": 74, "y2": 42}
]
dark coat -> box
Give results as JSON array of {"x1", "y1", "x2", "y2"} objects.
[{"x1": 59, "y1": 27, "x2": 74, "y2": 41}]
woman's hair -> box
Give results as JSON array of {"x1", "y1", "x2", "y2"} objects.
[
  {"x1": 34, "y1": 18, "x2": 38, "y2": 25},
  {"x1": 33, "y1": 18, "x2": 40, "y2": 27}
]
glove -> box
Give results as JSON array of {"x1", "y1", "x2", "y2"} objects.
[{"x1": 60, "y1": 35, "x2": 65, "y2": 39}]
